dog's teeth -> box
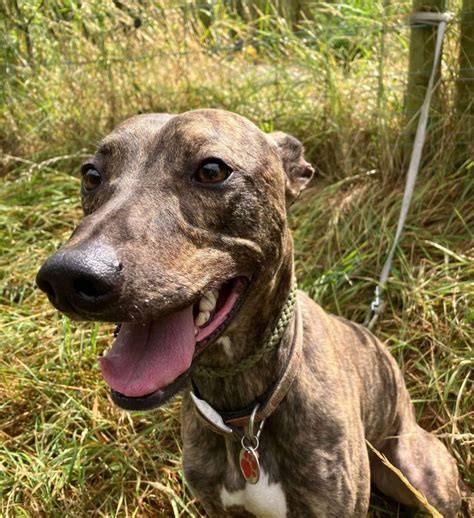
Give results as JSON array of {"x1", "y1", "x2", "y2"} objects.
[
  {"x1": 194, "y1": 327, "x2": 199, "y2": 336},
  {"x1": 199, "y1": 291, "x2": 217, "y2": 312},
  {"x1": 195, "y1": 311, "x2": 211, "y2": 327}
]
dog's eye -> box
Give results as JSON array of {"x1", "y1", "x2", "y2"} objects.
[
  {"x1": 193, "y1": 161, "x2": 232, "y2": 184},
  {"x1": 81, "y1": 166, "x2": 102, "y2": 192}
]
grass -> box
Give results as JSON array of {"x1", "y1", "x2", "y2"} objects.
[{"x1": 1, "y1": 1, "x2": 473, "y2": 516}]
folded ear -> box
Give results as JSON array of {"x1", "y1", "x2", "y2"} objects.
[{"x1": 269, "y1": 131, "x2": 315, "y2": 205}]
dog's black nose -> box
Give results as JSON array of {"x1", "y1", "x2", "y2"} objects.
[{"x1": 36, "y1": 245, "x2": 122, "y2": 317}]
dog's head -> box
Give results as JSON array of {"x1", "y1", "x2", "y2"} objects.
[{"x1": 36, "y1": 109, "x2": 313, "y2": 410}]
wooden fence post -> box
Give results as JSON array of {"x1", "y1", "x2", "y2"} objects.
[
  {"x1": 403, "y1": 0, "x2": 446, "y2": 150},
  {"x1": 456, "y1": 0, "x2": 474, "y2": 159}
]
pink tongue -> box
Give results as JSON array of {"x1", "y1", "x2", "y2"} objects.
[{"x1": 99, "y1": 307, "x2": 195, "y2": 397}]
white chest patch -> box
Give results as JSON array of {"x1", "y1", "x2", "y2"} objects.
[{"x1": 220, "y1": 470, "x2": 287, "y2": 518}]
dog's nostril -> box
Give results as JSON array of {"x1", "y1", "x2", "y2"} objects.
[
  {"x1": 38, "y1": 279, "x2": 56, "y2": 299},
  {"x1": 73, "y1": 276, "x2": 110, "y2": 298}
]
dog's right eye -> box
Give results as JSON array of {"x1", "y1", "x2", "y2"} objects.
[
  {"x1": 193, "y1": 160, "x2": 232, "y2": 185},
  {"x1": 81, "y1": 166, "x2": 102, "y2": 192}
]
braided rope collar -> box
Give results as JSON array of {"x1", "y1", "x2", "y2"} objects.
[{"x1": 193, "y1": 283, "x2": 297, "y2": 379}]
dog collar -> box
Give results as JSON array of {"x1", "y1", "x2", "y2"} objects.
[{"x1": 190, "y1": 290, "x2": 303, "y2": 436}]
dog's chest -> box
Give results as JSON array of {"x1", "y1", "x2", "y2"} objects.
[
  {"x1": 183, "y1": 435, "x2": 289, "y2": 517},
  {"x1": 220, "y1": 468, "x2": 287, "y2": 518}
]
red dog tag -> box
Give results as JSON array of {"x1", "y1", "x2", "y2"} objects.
[{"x1": 239, "y1": 447, "x2": 260, "y2": 484}]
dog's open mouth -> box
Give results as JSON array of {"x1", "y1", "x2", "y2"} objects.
[{"x1": 98, "y1": 277, "x2": 247, "y2": 410}]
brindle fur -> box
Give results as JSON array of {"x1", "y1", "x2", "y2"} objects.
[{"x1": 37, "y1": 109, "x2": 466, "y2": 517}]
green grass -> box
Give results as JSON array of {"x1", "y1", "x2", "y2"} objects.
[{"x1": 1, "y1": 1, "x2": 473, "y2": 516}]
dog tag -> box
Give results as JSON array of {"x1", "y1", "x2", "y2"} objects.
[{"x1": 239, "y1": 447, "x2": 260, "y2": 484}]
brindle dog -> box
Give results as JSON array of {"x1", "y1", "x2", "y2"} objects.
[{"x1": 37, "y1": 109, "x2": 465, "y2": 517}]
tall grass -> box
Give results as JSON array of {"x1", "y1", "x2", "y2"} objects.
[{"x1": 1, "y1": 1, "x2": 472, "y2": 516}]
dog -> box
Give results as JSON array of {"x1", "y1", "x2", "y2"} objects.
[{"x1": 36, "y1": 109, "x2": 464, "y2": 517}]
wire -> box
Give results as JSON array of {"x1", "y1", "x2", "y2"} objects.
[{"x1": 4, "y1": 13, "x2": 473, "y2": 70}]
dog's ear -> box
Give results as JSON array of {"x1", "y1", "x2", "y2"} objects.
[{"x1": 269, "y1": 131, "x2": 314, "y2": 205}]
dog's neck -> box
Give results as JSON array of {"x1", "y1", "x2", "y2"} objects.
[{"x1": 192, "y1": 241, "x2": 295, "y2": 412}]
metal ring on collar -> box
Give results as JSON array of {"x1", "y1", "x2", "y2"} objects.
[
  {"x1": 248, "y1": 403, "x2": 259, "y2": 438},
  {"x1": 241, "y1": 434, "x2": 259, "y2": 451}
]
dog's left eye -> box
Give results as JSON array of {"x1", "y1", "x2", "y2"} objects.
[
  {"x1": 81, "y1": 166, "x2": 102, "y2": 192},
  {"x1": 193, "y1": 161, "x2": 232, "y2": 184}
]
